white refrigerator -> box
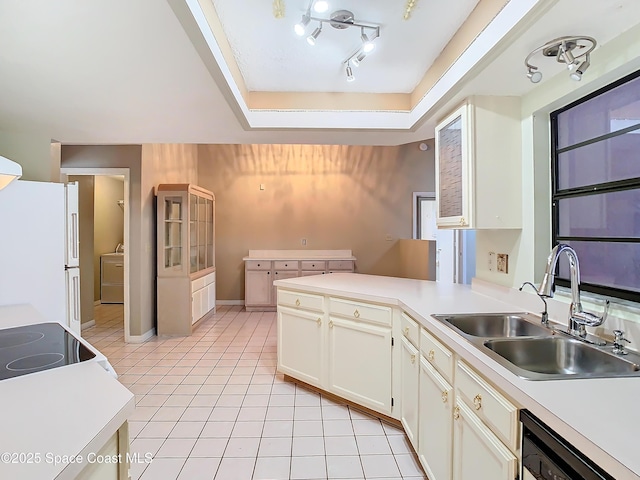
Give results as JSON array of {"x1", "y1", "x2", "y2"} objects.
[{"x1": 0, "y1": 180, "x2": 81, "y2": 334}]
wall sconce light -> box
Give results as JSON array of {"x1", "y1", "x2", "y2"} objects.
[
  {"x1": 0, "y1": 155, "x2": 22, "y2": 191},
  {"x1": 294, "y1": 1, "x2": 381, "y2": 81},
  {"x1": 525, "y1": 36, "x2": 597, "y2": 84}
]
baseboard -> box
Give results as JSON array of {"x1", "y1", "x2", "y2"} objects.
[
  {"x1": 81, "y1": 320, "x2": 96, "y2": 329},
  {"x1": 128, "y1": 328, "x2": 156, "y2": 343},
  {"x1": 216, "y1": 300, "x2": 245, "y2": 306}
]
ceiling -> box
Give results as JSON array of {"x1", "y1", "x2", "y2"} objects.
[{"x1": 0, "y1": 0, "x2": 639, "y2": 145}]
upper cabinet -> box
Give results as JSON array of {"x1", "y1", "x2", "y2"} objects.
[
  {"x1": 157, "y1": 184, "x2": 215, "y2": 277},
  {"x1": 435, "y1": 96, "x2": 522, "y2": 229}
]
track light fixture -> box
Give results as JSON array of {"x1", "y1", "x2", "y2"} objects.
[
  {"x1": 346, "y1": 63, "x2": 355, "y2": 82},
  {"x1": 524, "y1": 36, "x2": 597, "y2": 84},
  {"x1": 307, "y1": 23, "x2": 322, "y2": 45},
  {"x1": 293, "y1": 1, "x2": 380, "y2": 81}
]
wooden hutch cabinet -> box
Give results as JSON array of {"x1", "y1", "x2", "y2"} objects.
[{"x1": 156, "y1": 184, "x2": 215, "y2": 335}]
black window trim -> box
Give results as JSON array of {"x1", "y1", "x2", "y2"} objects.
[{"x1": 550, "y1": 68, "x2": 640, "y2": 303}]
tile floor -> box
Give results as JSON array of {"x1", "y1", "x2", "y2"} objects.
[{"x1": 83, "y1": 304, "x2": 426, "y2": 480}]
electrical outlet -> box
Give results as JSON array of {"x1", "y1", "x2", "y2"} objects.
[
  {"x1": 497, "y1": 253, "x2": 509, "y2": 274},
  {"x1": 301, "y1": 238, "x2": 307, "y2": 246},
  {"x1": 385, "y1": 234, "x2": 393, "y2": 241},
  {"x1": 488, "y1": 252, "x2": 495, "y2": 271},
  {"x1": 259, "y1": 184, "x2": 265, "y2": 191}
]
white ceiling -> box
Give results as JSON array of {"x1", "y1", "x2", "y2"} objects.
[
  {"x1": 212, "y1": 0, "x2": 479, "y2": 93},
  {"x1": 0, "y1": 0, "x2": 639, "y2": 145}
]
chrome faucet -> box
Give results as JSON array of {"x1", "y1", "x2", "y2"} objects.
[{"x1": 538, "y1": 244, "x2": 609, "y2": 339}]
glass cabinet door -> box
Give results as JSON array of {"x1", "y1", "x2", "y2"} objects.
[
  {"x1": 164, "y1": 197, "x2": 183, "y2": 268},
  {"x1": 206, "y1": 199, "x2": 214, "y2": 268},
  {"x1": 189, "y1": 193, "x2": 198, "y2": 273},
  {"x1": 435, "y1": 103, "x2": 470, "y2": 228}
]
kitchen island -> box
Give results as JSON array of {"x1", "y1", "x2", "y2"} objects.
[
  {"x1": 0, "y1": 304, "x2": 135, "y2": 480},
  {"x1": 274, "y1": 273, "x2": 640, "y2": 479}
]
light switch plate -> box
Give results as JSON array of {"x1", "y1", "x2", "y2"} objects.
[{"x1": 489, "y1": 252, "x2": 495, "y2": 271}]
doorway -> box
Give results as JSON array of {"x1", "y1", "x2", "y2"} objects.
[
  {"x1": 61, "y1": 167, "x2": 131, "y2": 342},
  {"x1": 414, "y1": 192, "x2": 475, "y2": 284}
]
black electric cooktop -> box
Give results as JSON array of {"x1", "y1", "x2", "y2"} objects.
[{"x1": 0, "y1": 323, "x2": 95, "y2": 381}]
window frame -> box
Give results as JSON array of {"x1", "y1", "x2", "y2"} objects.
[{"x1": 550, "y1": 68, "x2": 640, "y2": 303}]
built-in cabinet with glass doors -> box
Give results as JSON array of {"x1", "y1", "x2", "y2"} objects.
[{"x1": 156, "y1": 184, "x2": 215, "y2": 335}]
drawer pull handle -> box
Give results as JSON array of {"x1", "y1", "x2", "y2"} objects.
[
  {"x1": 317, "y1": 318, "x2": 322, "y2": 326},
  {"x1": 453, "y1": 405, "x2": 460, "y2": 420},
  {"x1": 459, "y1": 217, "x2": 466, "y2": 226},
  {"x1": 441, "y1": 390, "x2": 448, "y2": 403},
  {"x1": 473, "y1": 394, "x2": 482, "y2": 411},
  {"x1": 403, "y1": 327, "x2": 410, "y2": 336},
  {"x1": 329, "y1": 320, "x2": 334, "y2": 328},
  {"x1": 354, "y1": 309, "x2": 360, "y2": 318},
  {"x1": 428, "y1": 349, "x2": 435, "y2": 361},
  {"x1": 295, "y1": 299, "x2": 301, "y2": 307},
  {"x1": 410, "y1": 354, "x2": 416, "y2": 364}
]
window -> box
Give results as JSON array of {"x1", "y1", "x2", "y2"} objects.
[{"x1": 551, "y1": 69, "x2": 640, "y2": 302}]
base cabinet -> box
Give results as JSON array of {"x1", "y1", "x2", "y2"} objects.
[
  {"x1": 245, "y1": 270, "x2": 272, "y2": 306},
  {"x1": 418, "y1": 358, "x2": 453, "y2": 480},
  {"x1": 277, "y1": 306, "x2": 324, "y2": 387},
  {"x1": 400, "y1": 336, "x2": 420, "y2": 450},
  {"x1": 452, "y1": 398, "x2": 517, "y2": 480},
  {"x1": 328, "y1": 316, "x2": 392, "y2": 415}
]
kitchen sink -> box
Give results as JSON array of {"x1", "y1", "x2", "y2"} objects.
[
  {"x1": 483, "y1": 337, "x2": 640, "y2": 380},
  {"x1": 432, "y1": 313, "x2": 551, "y2": 338},
  {"x1": 432, "y1": 311, "x2": 640, "y2": 380}
]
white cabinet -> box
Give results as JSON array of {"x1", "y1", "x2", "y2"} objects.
[
  {"x1": 435, "y1": 96, "x2": 521, "y2": 229},
  {"x1": 245, "y1": 252, "x2": 355, "y2": 311},
  {"x1": 328, "y1": 315, "x2": 392, "y2": 415},
  {"x1": 419, "y1": 357, "x2": 453, "y2": 480},
  {"x1": 452, "y1": 398, "x2": 517, "y2": 480},
  {"x1": 400, "y1": 336, "x2": 420, "y2": 450},
  {"x1": 156, "y1": 184, "x2": 215, "y2": 336},
  {"x1": 101, "y1": 254, "x2": 124, "y2": 304},
  {"x1": 278, "y1": 306, "x2": 324, "y2": 387}
]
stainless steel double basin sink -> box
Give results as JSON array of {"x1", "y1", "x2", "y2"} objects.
[{"x1": 431, "y1": 313, "x2": 640, "y2": 380}]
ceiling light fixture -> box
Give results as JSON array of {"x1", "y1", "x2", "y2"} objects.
[
  {"x1": 346, "y1": 63, "x2": 355, "y2": 82},
  {"x1": 294, "y1": 1, "x2": 380, "y2": 81},
  {"x1": 307, "y1": 23, "x2": 322, "y2": 45},
  {"x1": 525, "y1": 36, "x2": 597, "y2": 84},
  {"x1": 0, "y1": 155, "x2": 22, "y2": 191}
]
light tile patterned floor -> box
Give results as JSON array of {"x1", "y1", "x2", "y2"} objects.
[{"x1": 83, "y1": 304, "x2": 426, "y2": 480}]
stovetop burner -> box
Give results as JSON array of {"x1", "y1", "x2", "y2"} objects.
[{"x1": 0, "y1": 323, "x2": 95, "y2": 381}]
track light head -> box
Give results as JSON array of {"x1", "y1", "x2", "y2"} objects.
[
  {"x1": 294, "y1": 14, "x2": 310, "y2": 36},
  {"x1": 351, "y1": 52, "x2": 366, "y2": 67},
  {"x1": 527, "y1": 67, "x2": 542, "y2": 84},
  {"x1": 570, "y1": 54, "x2": 590, "y2": 81},
  {"x1": 361, "y1": 29, "x2": 375, "y2": 53},
  {"x1": 307, "y1": 24, "x2": 322, "y2": 45},
  {"x1": 313, "y1": 1, "x2": 329, "y2": 13},
  {"x1": 346, "y1": 64, "x2": 355, "y2": 82}
]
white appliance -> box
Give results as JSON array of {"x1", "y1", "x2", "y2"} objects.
[{"x1": 0, "y1": 180, "x2": 81, "y2": 335}]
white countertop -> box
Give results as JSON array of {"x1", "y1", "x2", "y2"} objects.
[
  {"x1": 274, "y1": 273, "x2": 640, "y2": 479},
  {"x1": 244, "y1": 249, "x2": 355, "y2": 261},
  {"x1": 0, "y1": 304, "x2": 135, "y2": 480}
]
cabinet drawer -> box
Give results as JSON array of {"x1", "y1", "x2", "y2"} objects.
[
  {"x1": 327, "y1": 260, "x2": 353, "y2": 270},
  {"x1": 274, "y1": 260, "x2": 299, "y2": 271},
  {"x1": 329, "y1": 298, "x2": 391, "y2": 327},
  {"x1": 245, "y1": 260, "x2": 271, "y2": 270},
  {"x1": 420, "y1": 328, "x2": 454, "y2": 384},
  {"x1": 191, "y1": 277, "x2": 206, "y2": 293},
  {"x1": 300, "y1": 260, "x2": 326, "y2": 271},
  {"x1": 401, "y1": 312, "x2": 420, "y2": 348},
  {"x1": 278, "y1": 289, "x2": 324, "y2": 313},
  {"x1": 456, "y1": 360, "x2": 518, "y2": 451},
  {"x1": 205, "y1": 271, "x2": 216, "y2": 285}
]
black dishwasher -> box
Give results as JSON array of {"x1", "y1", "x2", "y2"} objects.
[{"x1": 520, "y1": 410, "x2": 615, "y2": 480}]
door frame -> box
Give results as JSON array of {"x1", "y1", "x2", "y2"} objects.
[
  {"x1": 412, "y1": 191, "x2": 436, "y2": 240},
  {"x1": 60, "y1": 167, "x2": 131, "y2": 343}
]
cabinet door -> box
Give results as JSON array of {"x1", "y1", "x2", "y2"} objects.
[
  {"x1": 271, "y1": 271, "x2": 299, "y2": 306},
  {"x1": 452, "y1": 398, "x2": 517, "y2": 480},
  {"x1": 277, "y1": 306, "x2": 324, "y2": 387},
  {"x1": 435, "y1": 103, "x2": 471, "y2": 228},
  {"x1": 419, "y1": 358, "x2": 453, "y2": 480},
  {"x1": 328, "y1": 316, "x2": 392, "y2": 415},
  {"x1": 192, "y1": 289, "x2": 202, "y2": 324},
  {"x1": 207, "y1": 282, "x2": 216, "y2": 315},
  {"x1": 245, "y1": 270, "x2": 272, "y2": 306},
  {"x1": 401, "y1": 337, "x2": 420, "y2": 450}
]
